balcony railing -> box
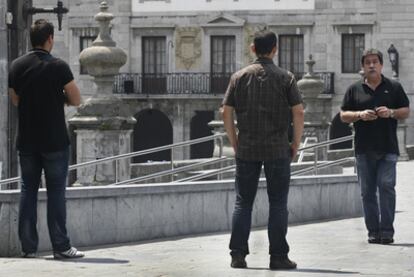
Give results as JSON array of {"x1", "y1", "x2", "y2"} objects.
[{"x1": 113, "y1": 72, "x2": 335, "y2": 95}]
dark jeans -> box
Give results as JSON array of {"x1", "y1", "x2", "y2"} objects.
[
  {"x1": 229, "y1": 157, "x2": 291, "y2": 257},
  {"x1": 356, "y1": 153, "x2": 398, "y2": 238},
  {"x1": 18, "y1": 148, "x2": 71, "y2": 253}
]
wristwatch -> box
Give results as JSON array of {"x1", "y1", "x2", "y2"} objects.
[{"x1": 390, "y1": 109, "x2": 395, "y2": 118}]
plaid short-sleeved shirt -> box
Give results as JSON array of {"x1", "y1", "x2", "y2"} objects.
[{"x1": 222, "y1": 57, "x2": 302, "y2": 161}]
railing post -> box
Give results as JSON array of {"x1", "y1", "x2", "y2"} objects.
[
  {"x1": 218, "y1": 136, "x2": 223, "y2": 157},
  {"x1": 313, "y1": 146, "x2": 318, "y2": 175},
  {"x1": 115, "y1": 159, "x2": 119, "y2": 183},
  {"x1": 170, "y1": 147, "x2": 174, "y2": 182}
]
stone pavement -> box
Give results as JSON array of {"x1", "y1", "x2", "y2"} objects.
[{"x1": 1, "y1": 162, "x2": 414, "y2": 277}]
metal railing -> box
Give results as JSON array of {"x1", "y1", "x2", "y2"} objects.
[
  {"x1": 0, "y1": 134, "x2": 354, "y2": 189},
  {"x1": 113, "y1": 72, "x2": 335, "y2": 95},
  {"x1": 171, "y1": 134, "x2": 355, "y2": 183},
  {"x1": 0, "y1": 133, "x2": 226, "y2": 188},
  {"x1": 113, "y1": 72, "x2": 231, "y2": 95}
]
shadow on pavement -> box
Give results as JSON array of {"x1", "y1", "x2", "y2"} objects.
[
  {"x1": 45, "y1": 257, "x2": 129, "y2": 264},
  {"x1": 245, "y1": 267, "x2": 359, "y2": 274},
  {"x1": 388, "y1": 243, "x2": 414, "y2": 247},
  {"x1": 294, "y1": 268, "x2": 359, "y2": 274}
]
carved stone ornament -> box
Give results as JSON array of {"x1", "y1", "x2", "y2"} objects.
[{"x1": 175, "y1": 27, "x2": 202, "y2": 70}]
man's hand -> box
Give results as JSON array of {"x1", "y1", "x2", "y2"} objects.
[
  {"x1": 220, "y1": 105, "x2": 238, "y2": 155},
  {"x1": 375, "y1": 106, "x2": 392, "y2": 118},
  {"x1": 360, "y1": 109, "x2": 378, "y2": 121},
  {"x1": 9, "y1": 88, "x2": 19, "y2": 107}
]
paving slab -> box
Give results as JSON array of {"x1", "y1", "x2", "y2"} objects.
[{"x1": 1, "y1": 161, "x2": 414, "y2": 277}]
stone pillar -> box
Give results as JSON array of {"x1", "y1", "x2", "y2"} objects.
[
  {"x1": 297, "y1": 55, "x2": 332, "y2": 161},
  {"x1": 390, "y1": 75, "x2": 409, "y2": 161},
  {"x1": 208, "y1": 120, "x2": 234, "y2": 158},
  {"x1": 397, "y1": 123, "x2": 409, "y2": 161},
  {"x1": 69, "y1": 1, "x2": 136, "y2": 186}
]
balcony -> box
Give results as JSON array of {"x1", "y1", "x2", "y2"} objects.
[{"x1": 113, "y1": 72, "x2": 335, "y2": 95}]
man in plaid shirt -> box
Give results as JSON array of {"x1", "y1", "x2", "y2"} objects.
[{"x1": 221, "y1": 30, "x2": 304, "y2": 270}]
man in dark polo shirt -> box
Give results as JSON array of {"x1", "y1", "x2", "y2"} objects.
[
  {"x1": 8, "y1": 19, "x2": 84, "y2": 259},
  {"x1": 221, "y1": 31, "x2": 304, "y2": 270},
  {"x1": 340, "y1": 48, "x2": 410, "y2": 245}
]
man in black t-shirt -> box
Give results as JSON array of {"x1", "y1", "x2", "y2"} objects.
[
  {"x1": 340, "y1": 48, "x2": 410, "y2": 245},
  {"x1": 8, "y1": 19, "x2": 84, "y2": 259}
]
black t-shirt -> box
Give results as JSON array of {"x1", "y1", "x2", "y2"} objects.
[
  {"x1": 8, "y1": 49, "x2": 74, "y2": 152},
  {"x1": 341, "y1": 75, "x2": 410, "y2": 155}
]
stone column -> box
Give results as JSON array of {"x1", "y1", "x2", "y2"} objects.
[
  {"x1": 397, "y1": 123, "x2": 409, "y2": 161},
  {"x1": 390, "y1": 76, "x2": 409, "y2": 161},
  {"x1": 297, "y1": 55, "x2": 332, "y2": 161},
  {"x1": 69, "y1": 1, "x2": 136, "y2": 186},
  {"x1": 208, "y1": 120, "x2": 234, "y2": 158}
]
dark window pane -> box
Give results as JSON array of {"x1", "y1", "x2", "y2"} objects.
[
  {"x1": 211, "y1": 36, "x2": 235, "y2": 74},
  {"x1": 142, "y1": 37, "x2": 167, "y2": 94},
  {"x1": 278, "y1": 35, "x2": 304, "y2": 74},
  {"x1": 342, "y1": 34, "x2": 365, "y2": 73},
  {"x1": 210, "y1": 36, "x2": 235, "y2": 93}
]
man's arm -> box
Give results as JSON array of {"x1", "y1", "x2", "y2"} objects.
[
  {"x1": 340, "y1": 109, "x2": 377, "y2": 123},
  {"x1": 220, "y1": 105, "x2": 238, "y2": 154},
  {"x1": 291, "y1": 103, "x2": 304, "y2": 159},
  {"x1": 393, "y1": 107, "x2": 410, "y2": 120},
  {"x1": 9, "y1": 88, "x2": 19, "y2": 107},
  {"x1": 64, "y1": 80, "x2": 81, "y2": 106},
  {"x1": 375, "y1": 106, "x2": 410, "y2": 120}
]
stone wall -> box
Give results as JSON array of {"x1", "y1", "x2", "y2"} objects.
[{"x1": 0, "y1": 174, "x2": 360, "y2": 256}]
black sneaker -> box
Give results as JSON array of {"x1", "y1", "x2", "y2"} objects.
[
  {"x1": 368, "y1": 235, "x2": 381, "y2": 244},
  {"x1": 381, "y1": 237, "x2": 394, "y2": 244},
  {"x1": 53, "y1": 247, "x2": 85, "y2": 259},
  {"x1": 270, "y1": 256, "x2": 297, "y2": 270},
  {"x1": 231, "y1": 254, "x2": 247, "y2": 268}
]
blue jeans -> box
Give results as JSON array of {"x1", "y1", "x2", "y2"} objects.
[
  {"x1": 356, "y1": 153, "x2": 398, "y2": 238},
  {"x1": 18, "y1": 148, "x2": 71, "y2": 253},
  {"x1": 229, "y1": 158, "x2": 291, "y2": 257}
]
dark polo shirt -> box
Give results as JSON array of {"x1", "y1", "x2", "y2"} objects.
[
  {"x1": 341, "y1": 75, "x2": 409, "y2": 155},
  {"x1": 222, "y1": 57, "x2": 302, "y2": 161},
  {"x1": 8, "y1": 49, "x2": 74, "y2": 152}
]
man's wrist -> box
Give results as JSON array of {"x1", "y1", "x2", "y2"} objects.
[{"x1": 389, "y1": 109, "x2": 395, "y2": 118}]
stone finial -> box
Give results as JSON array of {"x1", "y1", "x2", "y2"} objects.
[
  {"x1": 79, "y1": 1, "x2": 127, "y2": 87},
  {"x1": 305, "y1": 54, "x2": 315, "y2": 76},
  {"x1": 93, "y1": 1, "x2": 116, "y2": 47},
  {"x1": 297, "y1": 54, "x2": 324, "y2": 98}
]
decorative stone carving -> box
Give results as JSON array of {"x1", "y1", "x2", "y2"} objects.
[
  {"x1": 297, "y1": 55, "x2": 332, "y2": 160},
  {"x1": 69, "y1": 1, "x2": 136, "y2": 186},
  {"x1": 79, "y1": 1, "x2": 127, "y2": 91},
  {"x1": 175, "y1": 27, "x2": 202, "y2": 70}
]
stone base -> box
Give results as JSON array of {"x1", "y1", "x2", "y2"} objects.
[{"x1": 74, "y1": 129, "x2": 133, "y2": 186}]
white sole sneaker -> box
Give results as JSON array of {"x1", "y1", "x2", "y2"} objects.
[{"x1": 53, "y1": 247, "x2": 84, "y2": 259}]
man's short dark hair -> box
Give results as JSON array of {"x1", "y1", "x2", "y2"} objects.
[
  {"x1": 254, "y1": 31, "x2": 277, "y2": 56},
  {"x1": 361, "y1": 48, "x2": 383, "y2": 65},
  {"x1": 30, "y1": 19, "x2": 54, "y2": 48}
]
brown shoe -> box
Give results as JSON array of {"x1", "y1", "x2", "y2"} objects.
[
  {"x1": 231, "y1": 254, "x2": 247, "y2": 268},
  {"x1": 270, "y1": 256, "x2": 297, "y2": 270}
]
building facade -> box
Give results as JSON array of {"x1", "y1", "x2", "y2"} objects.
[{"x1": 12, "y1": 0, "x2": 414, "y2": 164}]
